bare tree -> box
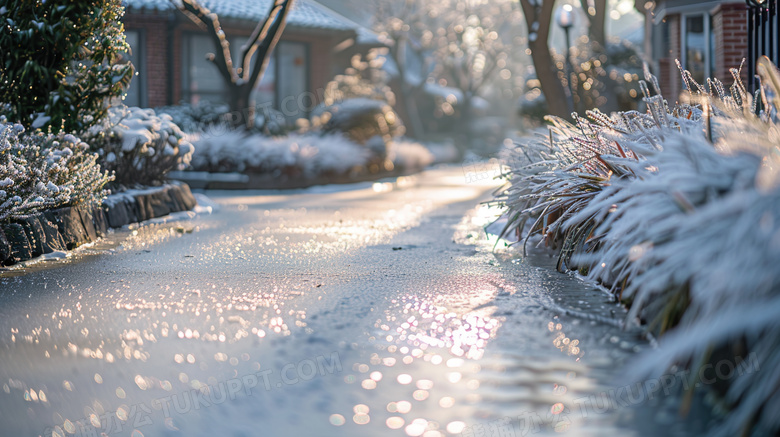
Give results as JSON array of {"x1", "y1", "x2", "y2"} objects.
[
  {"x1": 517, "y1": 0, "x2": 571, "y2": 120},
  {"x1": 175, "y1": 0, "x2": 294, "y2": 129},
  {"x1": 372, "y1": 0, "x2": 436, "y2": 138},
  {"x1": 431, "y1": 0, "x2": 517, "y2": 154},
  {"x1": 580, "y1": 0, "x2": 607, "y2": 49}
]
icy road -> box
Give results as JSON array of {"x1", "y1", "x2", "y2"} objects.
[{"x1": 0, "y1": 167, "x2": 705, "y2": 437}]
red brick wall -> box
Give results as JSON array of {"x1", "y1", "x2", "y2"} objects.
[
  {"x1": 659, "y1": 15, "x2": 681, "y2": 100},
  {"x1": 713, "y1": 3, "x2": 748, "y2": 87},
  {"x1": 657, "y1": 3, "x2": 748, "y2": 102},
  {"x1": 123, "y1": 12, "x2": 170, "y2": 107}
]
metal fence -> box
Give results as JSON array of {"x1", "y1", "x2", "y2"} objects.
[{"x1": 746, "y1": 0, "x2": 779, "y2": 90}]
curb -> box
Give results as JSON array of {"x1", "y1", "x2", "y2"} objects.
[{"x1": 0, "y1": 182, "x2": 197, "y2": 266}]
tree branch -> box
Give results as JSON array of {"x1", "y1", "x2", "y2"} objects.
[
  {"x1": 176, "y1": 0, "x2": 237, "y2": 84},
  {"x1": 244, "y1": 0, "x2": 295, "y2": 88}
]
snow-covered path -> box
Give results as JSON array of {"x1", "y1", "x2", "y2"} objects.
[{"x1": 0, "y1": 168, "x2": 700, "y2": 437}]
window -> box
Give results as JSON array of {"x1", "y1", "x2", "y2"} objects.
[
  {"x1": 122, "y1": 30, "x2": 144, "y2": 107},
  {"x1": 183, "y1": 34, "x2": 227, "y2": 104},
  {"x1": 682, "y1": 14, "x2": 715, "y2": 84},
  {"x1": 182, "y1": 34, "x2": 307, "y2": 119},
  {"x1": 277, "y1": 41, "x2": 308, "y2": 120},
  {"x1": 652, "y1": 20, "x2": 670, "y2": 61}
]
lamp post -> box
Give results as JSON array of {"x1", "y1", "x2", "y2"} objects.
[{"x1": 556, "y1": 4, "x2": 577, "y2": 115}]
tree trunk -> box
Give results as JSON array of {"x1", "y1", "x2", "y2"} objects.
[
  {"x1": 520, "y1": 0, "x2": 572, "y2": 121},
  {"x1": 529, "y1": 39, "x2": 571, "y2": 120},
  {"x1": 455, "y1": 93, "x2": 473, "y2": 159},
  {"x1": 402, "y1": 82, "x2": 426, "y2": 139},
  {"x1": 386, "y1": 77, "x2": 425, "y2": 139},
  {"x1": 228, "y1": 84, "x2": 254, "y2": 129},
  {"x1": 581, "y1": 0, "x2": 607, "y2": 48}
]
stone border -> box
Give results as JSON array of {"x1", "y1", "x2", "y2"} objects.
[{"x1": 0, "y1": 182, "x2": 197, "y2": 266}]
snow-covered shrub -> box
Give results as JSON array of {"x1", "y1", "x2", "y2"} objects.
[
  {"x1": 0, "y1": 0, "x2": 133, "y2": 132},
  {"x1": 88, "y1": 106, "x2": 194, "y2": 186},
  {"x1": 0, "y1": 118, "x2": 112, "y2": 222},
  {"x1": 392, "y1": 140, "x2": 435, "y2": 171},
  {"x1": 322, "y1": 50, "x2": 396, "y2": 107},
  {"x1": 190, "y1": 131, "x2": 370, "y2": 178},
  {"x1": 311, "y1": 98, "x2": 405, "y2": 172},
  {"x1": 495, "y1": 60, "x2": 780, "y2": 436},
  {"x1": 156, "y1": 101, "x2": 292, "y2": 136},
  {"x1": 155, "y1": 101, "x2": 229, "y2": 134}
]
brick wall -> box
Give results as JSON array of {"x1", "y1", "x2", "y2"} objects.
[
  {"x1": 123, "y1": 12, "x2": 170, "y2": 108},
  {"x1": 713, "y1": 3, "x2": 748, "y2": 86},
  {"x1": 656, "y1": 3, "x2": 748, "y2": 102},
  {"x1": 659, "y1": 15, "x2": 681, "y2": 100}
]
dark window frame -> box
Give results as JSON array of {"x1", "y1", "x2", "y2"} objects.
[
  {"x1": 124, "y1": 28, "x2": 147, "y2": 108},
  {"x1": 680, "y1": 11, "x2": 715, "y2": 82}
]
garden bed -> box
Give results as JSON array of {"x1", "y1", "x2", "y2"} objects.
[{"x1": 0, "y1": 182, "x2": 197, "y2": 266}]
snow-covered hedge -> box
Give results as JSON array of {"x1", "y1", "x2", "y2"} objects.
[
  {"x1": 190, "y1": 131, "x2": 371, "y2": 177},
  {"x1": 0, "y1": 118, "x2": 112, "y2": 222},
  {"x1": 190, "y1": 130, "x2": 433, "y2": 179},
  {"x1": 88, "y1": 106, "x2": 194, "y2": 186},
  {"x1": 495, "y1": 61, "x2": 780, "y2": 436},
  {"x1": 312, "y1": 98, "x2": 405, "y2": 169},
  {"x1": 155, "y1": 101, "x2": 229, "y2": 134},
  {"x1": 156, "y1": 101, "x2": 292, "y2": 136}
]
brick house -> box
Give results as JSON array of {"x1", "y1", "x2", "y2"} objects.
[
  {"x1": 636, "y1": 0, "x2": 748, "y2": 99},
  {"x1": 121, "y1": 0, "x2": 380, "y2": 118}
]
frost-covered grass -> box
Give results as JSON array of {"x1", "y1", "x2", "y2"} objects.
[
  {"x1": 495, "y1": 61, "x2": 780, "y2": 435},
  {"x1": 0, "y1": 118, "x2": 112, "y2": 222},
  {"x1": 87, "y1": 106, "x2": 194, "y2": 186}
]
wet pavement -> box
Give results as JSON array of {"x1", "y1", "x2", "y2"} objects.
[{"x1": 0, "y1": 167, "x2": 706, "y2": 437}]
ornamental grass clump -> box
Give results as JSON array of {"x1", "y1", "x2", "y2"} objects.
[{"x1": 496, "y1": 58, "x2": 780, "y2": 435}]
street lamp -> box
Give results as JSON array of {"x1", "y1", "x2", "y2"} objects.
[{"x1": 556, "y1": 4, "x2": 577, "y2": 115}]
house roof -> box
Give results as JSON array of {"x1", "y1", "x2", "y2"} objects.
[
  {"x1": 124, "y1": 0, "x2": 359, "y2": 32},
  {"x1": 302, "y1": 2, "x2": 382, "y2": 45}
]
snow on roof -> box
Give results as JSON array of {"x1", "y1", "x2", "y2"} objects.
[
  {"x1": 124, "y1": 0, "x2": 358, "y2": 32},
  {"x1": 303, "y1": 2, "x2": 382, "y2": 45}
]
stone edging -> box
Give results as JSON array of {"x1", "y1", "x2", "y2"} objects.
[{"x1": 0, "y1": 182, "x2": 197, "y2": 266}]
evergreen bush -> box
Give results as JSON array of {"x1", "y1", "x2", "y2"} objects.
[{"x1": 0, "y1": 0, "x2": 133, "y2": 132}]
